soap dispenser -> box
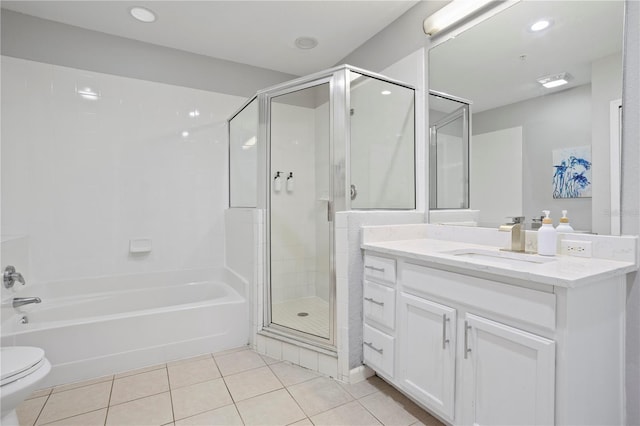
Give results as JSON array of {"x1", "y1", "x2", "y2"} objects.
[
  {"x1": 556, "y1": 210, "x2": 575, "y2": 233},
  {"x1": 537, "y1": 210, "x2": 557, "y2": 256}
]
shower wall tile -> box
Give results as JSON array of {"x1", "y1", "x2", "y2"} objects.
[
  {"x1": 265, "y1": 337, "x2": 283, "y2": 360},
  {"x1": 1, "y1": 56, "x2": 246, "y2": 282},
  {"x1": 282, "y1": 342, "x2": 300, "y2": 364},
  {"x1": 299, "y1": 348, "x2": 319, "y2": 371},
  {"x1": 256, "y1": 334, "x2": 267, "y2": 355},
  {"x1": 318, "y1": 354, "x2": 338, "y2": 378},
  {"x1": 225, "y1": 208, "x2": 257, "y2": 283}
]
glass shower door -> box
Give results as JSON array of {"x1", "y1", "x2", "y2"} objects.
[{"x1": 268, "y1": 80, "x2": 333, "y2": 343}]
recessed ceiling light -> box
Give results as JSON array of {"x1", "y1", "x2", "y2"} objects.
[
  {"x1": 537, "y1": 72, "x2": 571, "y2": 89},
  {"x1": 530, "y1": 19, "x2": 551, "y2": 32},
  {"x1": 130, "y1": 6, "x2": 157, "y2": 23},
  {"x1": 295, "y1": 37, "x2": 319, "y2": 50},
  {"x1": 381, "y1": 90, "x2": 392, "y2": 96}
]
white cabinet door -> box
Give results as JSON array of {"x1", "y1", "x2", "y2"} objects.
[
  {"x1": 398, "y1": 292, "x2": 457, "y2": 422},
  {"x1": 461, "y1": 313, "x2": 555, "y2": 426}
]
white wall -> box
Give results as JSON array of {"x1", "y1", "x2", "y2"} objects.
[
  {"x1": 381, "y1": 48, "x2": 426, "y2": 213},
  {"x1": 229, "y1": 99, "x2": 258, "y2": 207},
  {"x1": 591, "y1": 53, "x2": 624, "y2": 235},
  {"x1": 473, "y1": 85, "x2": 592, "y2": 231},
  {"x1": 350, "y1": 77, "x2": 415, "y2": 209},
  {"x1": 471, "y1": 127, "x2": 523, "y2": 226},
  {"x1": 1, "y1": 56, "x2": 245, "y2": 282},
  {"x1": 270, "y1": 102, "x2": 319, "y2": 303},
  {"x1": 1, "y1": 10, "x2": 295, "y2": 98}
]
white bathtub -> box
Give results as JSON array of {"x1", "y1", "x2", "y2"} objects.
[{"x1": 0, "y1": 269, "x2": 249, "y2": 388}]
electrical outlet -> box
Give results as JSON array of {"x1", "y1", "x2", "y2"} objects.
[{"x1": 560, "y1": 240, "x2": 592, "y2": 258}]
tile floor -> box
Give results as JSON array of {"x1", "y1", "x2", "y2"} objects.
[{"x1": 17, "y1": 347, "x2": 445, "y2": 426}]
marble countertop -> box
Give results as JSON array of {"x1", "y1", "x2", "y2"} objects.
[{"x1": 362, "y1": 238, "x2": 637, "y2": 288}]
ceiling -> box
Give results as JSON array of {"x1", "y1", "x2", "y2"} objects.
[
  {"x1": 429, "y1": 0, "x2": 624, "y2": 113},
  {"x1": 1, "y1": 0, "x2": 419, "y2": 76}
]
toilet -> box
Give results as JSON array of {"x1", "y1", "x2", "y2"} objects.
[{"x1": 1, "y1": 346, "x2": 51, "y2": 426}]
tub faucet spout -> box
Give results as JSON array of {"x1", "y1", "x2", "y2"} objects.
[{"x1": 13, "y1": 297, "x2": 41, "y2": 308}]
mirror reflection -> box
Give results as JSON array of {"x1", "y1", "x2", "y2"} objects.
[
  {"x1": 429, "y1": 91, "x2": 470, "y2": 210},
  {"x1": 429, "y1": 0, "x2": 624, "y2": 234}
]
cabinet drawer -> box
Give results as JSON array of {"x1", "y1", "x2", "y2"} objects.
[
  {"x1": 363, "y1": 324, "x2": 395, "y2": 378},
  {"x1": 364, "y1": 254, "x2": 396, "y2": 285},
  {"x1": 364, "y1": 280, "x2": 396, "y2": 330},
  {"x1": 402, "y1": 262, "x2": 556, "y2": 332}
]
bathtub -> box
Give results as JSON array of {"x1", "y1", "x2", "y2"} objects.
[{"x1": 0, "y1": 268, "x2": 249, "y2": 388}]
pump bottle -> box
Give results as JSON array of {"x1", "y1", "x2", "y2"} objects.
[
  {"x1": 537, "y1": 210, "x2": 557, "y2": 256},
  {"x1": 556, "y1": 210, "x2": 575, "y2": 233}
]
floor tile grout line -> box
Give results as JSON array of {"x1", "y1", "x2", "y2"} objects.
[
  {"x1": 36, "y1": 407, "x2": 108, "y2": 426},
  {"x1": 281, "y1": 380, "x2": 314, "y2": 421},
  {"x1": 49, "y1": 375, "x2": 114, "y2": 396},
  {"x1": 218, "y1": 360, "x2": 269, "y2": 379},
  {"x1": 30, "y1": 391, "x2": 51, "y2": 426},
  {"x1": 265, "y1": 360, "x2": 323, "y2": 389},
  {"x1": 103, "y1": 376, "x2": 115, "y2": 426},
  {"x1": 353, "y1": 396, "x2": 387, "y2": 426},
  {"x1": 114, "y1": 364, "x2": 167, "y2": 380},
  {"x1": 169, "y1": 402, "x2": 237, "y2": 425},
  {"x1": 165, "y1": 367, "x2": 176, "y2": 425},
  {"x1": 209, "y1": 371, "x2": 249, "y2": 425}
]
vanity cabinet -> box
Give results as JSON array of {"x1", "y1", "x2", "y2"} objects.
[
  {"x1": 362, "y1": 249, "x2": 626, "y2": 425},
  {"x1": 460, "y1": 313, "x2": 555, "y2": 426},
  {"x1": 362, "y1": 254, "x2": 396, "y2": 379},
  {"x1": 397, "y1": 290, "x2": 554, "y2": 424},
  {"x1": 398, "y1": 292, "x2": 456, "y2": 421}
]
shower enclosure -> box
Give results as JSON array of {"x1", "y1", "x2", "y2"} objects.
[{"x1": 229, "y1": 65, "x2": 415, "y2": 349}]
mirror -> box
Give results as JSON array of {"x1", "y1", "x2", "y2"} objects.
[
  {"x1": 428, "y1": 0, "x2": 624, "y2": 234},
  {"x1": 429, "y1": 91, "x2": 470, "y2": 210}
]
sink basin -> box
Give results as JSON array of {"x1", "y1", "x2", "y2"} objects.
[{"x1": 441, "y1": 248, "x2": 556, "y2": 267}]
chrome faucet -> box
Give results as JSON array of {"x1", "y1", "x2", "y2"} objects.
[
  {"x1": 499, "y1": 216, "x2": 526, "y2": 252},
  {"x1": 12, "y1": 297, "x2": 41, "y2": 308},
  {"x1": 4, "y1": 265, "x2": 25, "y2": 288}
]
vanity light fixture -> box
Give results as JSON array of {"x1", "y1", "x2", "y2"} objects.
[
  {"x1": 537, "y1": 72, "x2": 571, "y2": 89},
  {"x1": 423, "y1": 0, "x2": 499, "y2": 37},
  {"x1": 129, "y1": 6, "x2": 157, "y2": 23},
  {"x1": 188, "y1": 110, "x2": 200, "y2": 118}
]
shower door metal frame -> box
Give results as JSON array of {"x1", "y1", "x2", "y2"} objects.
[
  {"x1": 429, "y1": 90, "x2": 471, "y2": 210},
  {"x1": 261, "y1": 70, "x2": 342, "y2": 350},
  {"x1": 259, "y1": 65, "x2": 416, "y2": 351}
]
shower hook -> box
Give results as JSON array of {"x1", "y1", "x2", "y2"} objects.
[{"x1": 274, "y1": 171, "x2": 283, "y2": 180}]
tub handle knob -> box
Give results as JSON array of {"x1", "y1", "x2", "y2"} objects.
[{"x1": 4, "y1": 265, "x2": 25, "y2": 289}]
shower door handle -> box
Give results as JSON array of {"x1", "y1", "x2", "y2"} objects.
[
  {"x1": 327, "y1": 200, "x2": 334, "y2": 222},
  {"x1": 350, "y1": 184, "x2": 357, "y2": 201}
]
